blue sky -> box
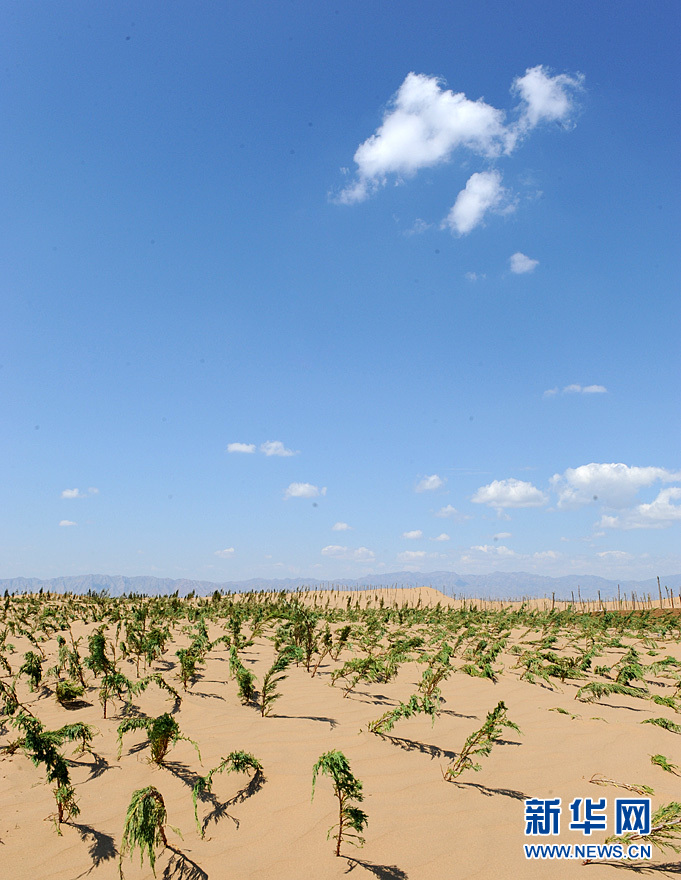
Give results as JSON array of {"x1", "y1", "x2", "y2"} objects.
[{"x1": 2, "y1": 1, "x2": 680, "y2": 583}]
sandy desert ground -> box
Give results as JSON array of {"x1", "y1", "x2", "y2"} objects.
[{"x1": 1, "y1": 587, "x2": 681, "y2": 879}]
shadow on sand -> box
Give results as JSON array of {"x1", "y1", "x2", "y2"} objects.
[
  {"x1": 273, "y1": 713, "x2": 338, "y2": 728},
  {"x1": 163, "y1": 845, "x2": 208, "y2": 880},
  {"x1": 445, "y1": 779, "x2": 529, "y2": 800},
  {"x1": 199, "y1": 769, "x2": 267, "y2": 837},
  {"x1": 344, "y1": 857, "x2": 409, "y2": 879},
  {"x1": 70, "y1": 823, "x2": 117, "y2": 876}
]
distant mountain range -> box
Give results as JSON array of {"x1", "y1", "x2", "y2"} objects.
[{"x1": 2, "y1": 571, "x2": 681, "y2": 600}]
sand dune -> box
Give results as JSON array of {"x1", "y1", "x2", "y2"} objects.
[{"x1": 1, "y1": 590, "x2": 680, "y2": 879}]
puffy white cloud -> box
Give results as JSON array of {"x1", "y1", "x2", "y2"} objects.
[
  {"x1": 443, "y1": 170, "x2": 510, "y2": 235},
  {"x1": 402, "y1": 529, "x2": 423, "y2": 539},
  {"x1": 260, "y1": 440, "x2": 297, "y2": 457},
  {"x1": 599, "y1": 487, "x2": 681, "y2": 530},
  {"x1": 533, "y1": 550, "x2": 560, "y2": 560},
  {"x1": 509, "y1": 252, "x2": 539, "y2": 274},
  {"x1": 332, "y1": 522, "x2": 351, "y2": 531},
  {"x1": 61, "y1": 488, "x2": 85, "y2": 499},
  {"x1": 512, "y1": 65, "x2": 584, "y2": 131},
  {"x1": 472, "y1": 478, "x2": 548, "y2": 508},
  {"x1": 494, "y1": 532, "x2": 512, "y2": 540},
  {"x1": 59, "y1": 519, "x2": 77, "y2": 527},
  {"x1": 597, "y1": 550, "x2": 633, "y2": 560},
  {"x1": 416, "y1": 474, "x2": 444, "y2": 492},
  {"x1": 214, "y1": 548, "x2": 235, "y2": 558},
  {"x1": 321, "y1": 545, "x2": 375, "y2": 561},
  {"x1": 434, "y1": 504, "x2": 468, "y2": 520},
  {"x1": 227, "y1": 442, "x2": 256, "y2": 454},
  {"x1": 470, "y1": 544, "x2": 517, "y2": 557},
  {"x1": 337, "y1": 72, "x2": 510, "y2": 204},
  {"x1": 432, "y1": 533, "x2": 450, "y2": 541},
  {"x1": 551, "y1": 463, "x2": 681, "y2": 509},
  {"x1": 336, "y1": 65, "x2": 582, "y2": 207},
  {"x1": 544, "y1": 384, "x2": 608, "y2": 397},
  {"x1": 284, "y1": 482, "x2": 327, "y2": 499},
  {"x1": 464, "y1": 271, "x2": 486, "y2": 282},
  {"x1": 635, "y1": 488, "x2": 681, "y2": 525}
]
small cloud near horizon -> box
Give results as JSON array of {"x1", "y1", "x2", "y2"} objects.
[
  {"x1": 214, "y1": 548, "x2": 235, "y2": 558},
  {"x1": 321, "y1": 545, "x2": 375, "y2": 561},
  {"x1": 59, "y1": 520, "x2": 77, "y2": 527},
  {"x1": 332, "y1": 522, "x2": 352, "y2": 531},
  {"x1": 402, "y1": 529, "x2": 423, "y2": 539},
  {"x1": 398, "y1": 550, "x2": 428, "y2": 562}
]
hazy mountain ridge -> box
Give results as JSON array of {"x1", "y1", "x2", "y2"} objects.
[{"x1": 2, "y1": 571, "x2": 681, "y2": 600}]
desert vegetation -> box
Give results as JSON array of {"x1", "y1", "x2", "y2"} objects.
[{"x1": 2, "y1": 585, "x2": 681, "y2": 877}]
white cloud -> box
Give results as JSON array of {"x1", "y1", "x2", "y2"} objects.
[
  {"x1": 214, "y1": 548, "x2": 235, "y2": 558},
  {"x1": 336, "y1": 66, "x2": 582, "y2": 207},
  {"x1": 512, "y1": 65, "x2": 584, "y2": 132},
  {"x1": 551, "y1": 463, "x2": 681, "y2": 509},
  {"x1": 332, "y1": 522, "x2": 351, "y2": 531},
  {"x1": 597, "y1": 550, "x2": 633, "y2": 560},
  {"x1": 533, "y1": 550, "x2": 560, "y2": 560},
  {"x1": 464, "y1": 271, "x2": 486, "y2": 282},
  {"x1": 59, "y1": 519, "x2": 77, "y2": 527},
  {"x1": 599, "y1": 487, "x2": 681, "y2": 530},
  {"x1": 493, "y1": 532, "x2": 512, "y2": 540},
  {"x1": 402, "y1": 529, "x2": 423, "y2": 539},
  {"x1": 398, "y1": 550, "x2": 428, "y2": 563},
  {"x1": 472, "y1": 478, "x2": 548, "y2": 508},
  {"x1": 443, "y1": 170, "x2": 510, "y2": 235},
  {"x1": 227, "y1": 442, "x2": 256, "y2": 454},
  {"x1": 564, "y1": 384, "x2": 607, "y2": 394},
  {"x1": 61, "y1": 487, "x2": 99, "y2": 499},
  {"x1": 634, "y1": 488, "x2": 681, "y2": 526},
  {"x1": 544, "y1": 384, "x2": 607, "y2": 397},
  {"x1": 284, "y1": 482, "x2": 327, "y2": 499},
  {"x1": 509, "y1": 252, "x2": 539, "y2": 274},
  {"x1": 470, "y1": 544, "x2": 517, "y2": 557},
  {"x1": 432, "y1": 533, "x2": 450, "y2": 541},
  {"x1": 321, "y1": 545, "x2": 375, "y2": 561},
  {"x1": 61, "y1": 488, "x2": 85, "y2": 499},
  {"x1": 416, "y1": 474, "x2": 444, "y2": 493},
  {"x1": 260, "y1": 440, "x2": 297, "y2": 457},
  {"x1": 336, "y1": 72, "x2": 510, "y2": 204},
  {"x1": 434, "y1": 504, "x2": 468, "y2": 520},
  {"x1": 404, "y1": 218, "x2": 432, "y2": 236}
]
